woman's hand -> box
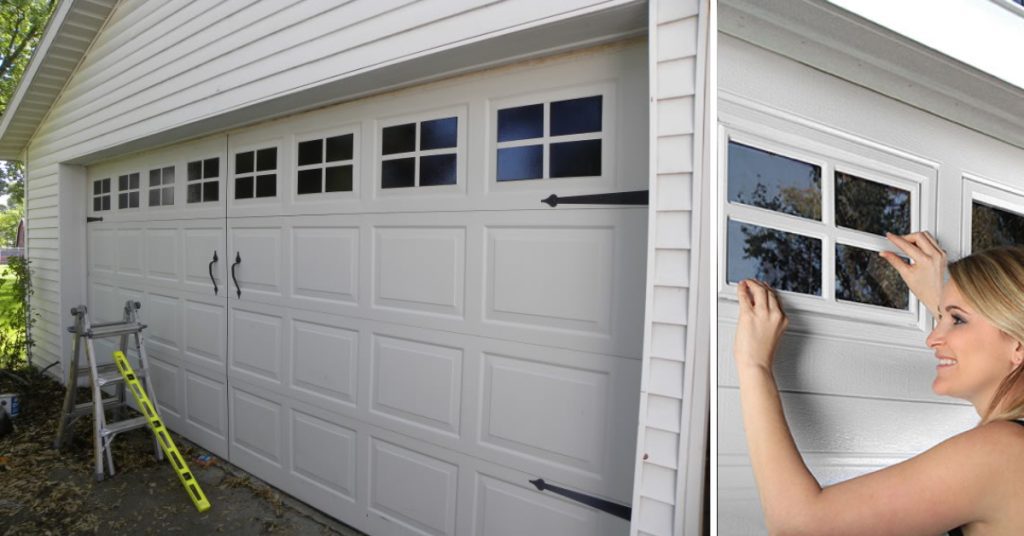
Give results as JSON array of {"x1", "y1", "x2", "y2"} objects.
[
  {"x1": 734, "y1": 279, "x2": 789, "y2": 372},
  {"x1": 879, "y1": 231, "x2": 946, "y2": 317}
]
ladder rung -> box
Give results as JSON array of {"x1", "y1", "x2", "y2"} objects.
[
  {"x1": 70, "y1": 397, "x2": 122, "y2": 417},
  {"x1": 84, "y1": 322, "x2": 147, "y2": 339},
  {"x1": 102, "y1": 416, "x2": 149, "y2": 436},
  {"x1": 77, "y1": 362, "x2": 119, "y2": 378}
]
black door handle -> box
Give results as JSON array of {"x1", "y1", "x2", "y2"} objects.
[
  {"x1": 208, "y1": 251, "x2": 219, "y2": 296},
  {"x1": 231, "y1": 252, "x2": 241, "y2": 298}
]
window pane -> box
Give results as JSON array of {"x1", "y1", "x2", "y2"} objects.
[
  {"x1": 102, "y1": 196, "x2": 110, "y2": 211},
  {"x1": 255, "y1": 174, "x2": 276, "y2": 197},
  {"x1": 119, "y1": 175, "x2": 128, "y2": 191},
  {"x1": 835, "y1": 172, "x2": 910, "y2": 236},
  {"x1": 420, "y1": 154, "x2": 457, "y2": 186},
  {"x1": 298, "y1": 139, "x2": 322, "y2": 166},
  {"x1": 235, "y1": 176, "x2": 253, "y2": 199},
  {"x1": 381, "y1": 158, "x2": 415, "y2": 188},
  {"x1": 550, "y1": 95, "x2": 602, "y2": 136},
  {"x1": 550, "y1": 139, "x2": 601, "y2": 178},
  {"x1": 420, "y1": 117, "x2": 457, "y2": 150},
  {"x1": 325, "y1": 165, "x2": 353, "y2": 192},
  {"x1": 93, "y1": 198, "x2": 101, "y2": 211},
  {"x1": 150, "y1": 169, "x2": 161, "y2": 187},
  {"x1": 236, "y1": 152, "x2": 254, "y2": 174},
  {"x1": 129, "y1": 191, "x2": 139, "y2": 207},
  {"x1": 203, "y1": 158, "x2": 219, "y2": 178},
  {"x1": 726, "y1": 219, "x2": 822, "y2": 296},
  {"x1": 188, "y1": 183, "x2": 201, "y2": 203},
  {"x1": 256, "y1": 148, "x2": 277, "y2": 171},
  {"x1": 382, "y1": 123, "x2": 416, "y2": 155},
  {"x1": 727, "y1": 141, "x2": 821, "y2": 220},
  {"x1": 149, "y1": 189, "x2": 161, "y2": 206},
  {"x1": 297, "y1": 169, "x2": 322, "y2": 195},
  {"x1": 973, "y1": 202, "x2": 1024, "y2": 251},
  {"x1": 497, "y1": 145, "x2": 542, "y2": 181},
  {"x1": 498, "y1": 104, "x2": 544, "y2": 142},
  {"x1": 163, "y1": 188, "x2": 173, "y2": 206},
  {"x1": 102, "y1": 179, "x2": 110, "y2": 194},
  {"x1": 94, "y1": 181, "x2": 102, "y2": 195},
  {"x1": 836, "y1": 244, "x2": 909, "y2": 309},
  {"x1": 188, "y1": 161, "x2": 202, "y2": 181},
  {"x1": 129, "y1": 173, "x2": 139, "y2": 189},
  {"x1": 203, "y1": 181, "x2": 218, "y2": 202},
  {"x1": 326, "y1": 134, "x2": 353, "y2": 162},
  {"x1": 163, "y1": 167, "x2": 175, "y2": 182}
]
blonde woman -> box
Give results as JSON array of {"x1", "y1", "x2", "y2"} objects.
[{"x1": 735, "y1": 232, "x2": 1024, "y2": 535}]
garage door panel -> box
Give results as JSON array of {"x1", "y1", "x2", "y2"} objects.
[
  {"x1": 229, "y1": 224, "x2": 285, "y2": 300},
  {"x1": 88, "y1": 227, "x2": 116, "y2": 276},
  {"x1": 486, "y1": 226, "x2": 612, "y2": 334},
  {"x1": 370, "y1": 334, "x2": 462, "y2": 437},
  {"x1": 369, "y1": 437, "x2": 459, "y2": 536},
  {"x1": 373, "y1": 226, "x2": 466, "y2": 318},
  {"x1": 144, "y1": 227, "x2": 180, "y2": 284},
  {"x1": 231, "y1": 385, "x2": 284, "y2": 467},
  {"x1": 146, "y1": 292, "x2": 181, "y2": 352},
  {"x1": 291, "y1": 318, "x2": 359, "y2": 407},
  {"x1": 148, "y1": 356, "x2": 182, "y2": 419},
  {"x1": 183, "y1": 298, "x2": 226, "y2": 367},
  {"x1": 291, "y1": 409, "x2": 359, "y2": 501},
  {"x1": 116, "y1": 227, "x2": 144, "y2": 279},
  {"x1": 230, "y1": 307, "x2": 284, "y2": 383},
  {"x1": 183, "y1": 369, "x2": 228, "y2": 458},
  {"x1": 473, "y1": 473, "x2": 617, "y2": 536},
  {"x1": 182, "y1": 224, "x2": 226, "y2": 296},
  {"x1": 291, "y1": 226, "x2": 359, "y2": 305}
]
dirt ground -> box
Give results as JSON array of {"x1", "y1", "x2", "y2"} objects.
[{"x1": 0, "y1": 368, "x2": 367, "y2": 535}]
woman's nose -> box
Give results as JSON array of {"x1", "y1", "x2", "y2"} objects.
[{"x1": 926, "y1": 324, "x2": 944, "y2": 349}]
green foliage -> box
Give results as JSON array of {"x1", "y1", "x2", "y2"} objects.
[
  {"x1": 0, "y1": 256, "x2": 34, "y2": 371},
  {"x1": 0, "y1": 202, "x2": 21, "y2": 246}
]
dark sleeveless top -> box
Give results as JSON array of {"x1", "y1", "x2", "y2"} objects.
[{"x1": 947, "y1": 420, "x2": 1024, "y2": 536}]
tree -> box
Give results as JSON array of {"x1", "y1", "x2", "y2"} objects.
[{"x1": 0, "y1": 0, "x2": 56, "y2": 212}]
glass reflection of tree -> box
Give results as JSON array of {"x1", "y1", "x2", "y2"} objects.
[
  {"x1": 835, "y1": 173, "x2": 910, "y2": 236},
  {"x1": 736, "y1": 174, "x2": 910, "y2": 308},
  {"x1": 973, "y1": 203, "x2": 1024, "y2": 252}
]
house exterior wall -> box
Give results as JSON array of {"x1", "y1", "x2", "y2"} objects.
[
  {"x1": 24, "y1": 0, "x2": 644, "y2": 372},
  {"x1": 717, "y1": 31, "x2": 1024, "y2": 534},
  {"x1": 632, "y1": 0, "x2": 708, "y2": 535},
  {"x1": 17, "y1": 0, "x2": 704, "y2": 533}
]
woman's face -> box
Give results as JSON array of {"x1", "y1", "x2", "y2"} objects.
[{"x1": 926, "y1": 281, "x2": 1023, "y2": 409}]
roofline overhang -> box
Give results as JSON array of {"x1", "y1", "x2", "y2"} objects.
[
  {"x1": 720, "y1": 0, "x2": 1024, "y2": 151},
  {"x1": 0, "y1": 0, "x2": 116, "y2": 161}
]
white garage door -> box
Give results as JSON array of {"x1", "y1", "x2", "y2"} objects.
[{"x1": 87, "y1": 42, "x2": 647, "y2": 536}]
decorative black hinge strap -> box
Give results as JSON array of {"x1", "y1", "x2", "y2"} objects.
[
  {"x1": 529, "y1": 478, "x2": 632, "y2": 520},
  {"x1": 87, "y1": 217, "x2": 103, "y2": 223},
  {"x1": 541, "y1": 190, "x2": 648, "y2": 207}
]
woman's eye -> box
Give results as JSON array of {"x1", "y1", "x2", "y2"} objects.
[{"x1": 952, "y1": 315, "x2": 966, "y2": 325}]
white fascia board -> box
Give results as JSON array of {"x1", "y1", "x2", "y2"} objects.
[
  {"x1": 827, "y1": 0, "x2": 1024, "y2": 91},
  {"x1": 720, "y1": 0, "x2": 1024, "y2": 150}
]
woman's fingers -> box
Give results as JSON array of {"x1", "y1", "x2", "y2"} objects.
[{"x1": 885, "y1": 232, "x2": 926, "y2": 261}]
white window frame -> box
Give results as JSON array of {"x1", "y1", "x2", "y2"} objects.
[
  {"x1": 374, "y1": 106, "x2": 466, "y2": 196},
  {"x1": 231, "y1": 144, "x2": 280, "y2": 201},
  {"x1": 718, "y1": 108, "x2": 935, "y2": 342},
  {"x1": 92, "y1": 177, "x2": 112, "y2": 212},
  {"x1": 185, "y1": 156, "x2": 222, "y2": 205},
  {"x1": 961, "y1": 174, "x2": 1024, "y2": 255},
  {"x1": 292, "y1": 124, "x2": 360, "y2": 201},
  {"x1": 486, "y1": 82, "x2": 616, "y2": 193},
  {"x1": 117, "y1": 171, "x2": 141, "y2": 210},
  {"x1": 147, "y1": 165, "x2": 176, "y2": 208}
]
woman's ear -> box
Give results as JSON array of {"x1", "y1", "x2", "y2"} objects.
[{"x1": 1013, "y1": 340, "x2": 1024, "y2": 369}]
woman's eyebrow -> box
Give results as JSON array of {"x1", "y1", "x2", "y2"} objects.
[{"x1": 944, "y1": 305, "x2": 970, "y2": 315}]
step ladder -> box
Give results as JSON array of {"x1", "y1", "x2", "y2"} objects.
[{"x1": 54, "y1": 300, "x2": 164, "y2": 481}]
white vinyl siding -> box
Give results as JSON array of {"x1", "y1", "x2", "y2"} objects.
[
  {"x1": 631, "y1": 1, "x2": 706, "y2": 535},
  {"x1": 717, "y1": 31, "x2": 1024, "y2": 535}
]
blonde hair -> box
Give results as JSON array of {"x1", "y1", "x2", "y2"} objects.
[{"x1": 948, "y1": 246, "x2": 1024, "y2": 423}]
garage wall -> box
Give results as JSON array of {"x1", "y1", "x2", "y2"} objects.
[
  {"x1": 631, "y1": 1, "x2": 707, "y2": 535},
  {"x1": 23, "y1": 0, "x2": 642, "y2": 372},
  {"x1": 716, "y1": 33, "x2": 1024, "y2": 534}
]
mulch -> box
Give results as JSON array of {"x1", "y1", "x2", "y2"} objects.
[{"x1": 0, "y1": 367, "x2": 364, "y2": 535}]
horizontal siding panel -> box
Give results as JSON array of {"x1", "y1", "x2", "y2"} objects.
[
  {"x1": 650, "y1": 322, "x2": 685, "y2": 359},
  {"x1": 718, "y1": 387, "x2": 977, "y2": 457},
  {"x1": 656, "y1": 97, "x2": 694, "y2": 136},
  {"x1": 652, "y1": 285, "x2": 687, "y2": 325},
  {"x1": 718, "y1": 327, "x2": 952, "y2": 403},
  {"x1": 26, "y1": 227, "x2": 58, "y2": 240},
  {"x1": 639, "y1": 462, "x2": 676, "y2": 504},
  {"x1": 636, "y1": 496, "x2": 674, "y2": 536},
  {"x1": 656, "y1": 17, "x2": 697, "y2": 61},
  {"x1": 35, "y1": 0, "x2": 615, "y2": 161},
  {"x1": 645, "y1": 394, "x2": 682, "y2": 433},
  {"x1": 654, "y1": 210, "x2": 690, "y2": 249},
  {"x1": 656, "y1": 134, "x2": 693, "y2": 173},
  {"x1": 656, "y1": 173, "x2": 691, "y2": 210},
  {"x1": 653, "y1": 249, "x2": 689, "y2": 287},
  {"x1": 658, "y1": 0, "x2": 698, "y2": 23},
  {"x1": 656, "y1": 57, "x2": 695, "y2": 99},
  {"x1": 643, "y1": 427, "x2": 680, "y2": 470},
  {"x1": 27, "y1": 206, "x2": 58, "y2": 220},
  {"x1": 648, "y1": 358, "x2": 684, "y2": 397}
]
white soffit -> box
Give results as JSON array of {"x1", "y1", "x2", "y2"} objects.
[
  {"x1": 719, "y1": 0, "x2": 1024, "y2": 150},
  {"x1": 0, "y1": 0, "x2": 117, "y2": 160}
]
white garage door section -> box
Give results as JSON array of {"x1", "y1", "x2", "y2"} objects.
[{"x1": 86, "y1": 43, "x2": 647, "y2": 535}]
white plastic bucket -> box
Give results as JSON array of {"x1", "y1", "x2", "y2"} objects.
[{"x1": 0, "y1": 393, "x2": 20, "y2": 417}]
